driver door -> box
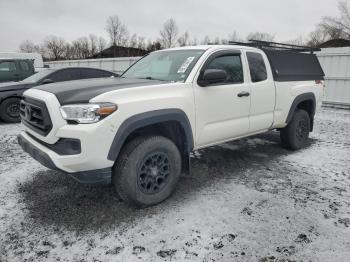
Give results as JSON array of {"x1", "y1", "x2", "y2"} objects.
[{"x1": 194, "y1": 50, "x2": 251, "y2": 147}]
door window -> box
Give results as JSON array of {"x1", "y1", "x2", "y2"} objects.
[
  {"x1": 0, "y1": 61, "x2": 16, "y2": 72},
  {"x1": 20, "y1": 61, "x2": 30, "y2": 72},
  {"x1": 80, "y1": 68, "x2": 112, "y2": 79},
  {"x1": 246, "y1": 52, "x2": 267, "y2": 82},
  {"x1": 206, "y1": 55, "x2": 243, "y2": 84},
  {"x1": 50, "y1": 69, "x2": 81, "y2": 82}
]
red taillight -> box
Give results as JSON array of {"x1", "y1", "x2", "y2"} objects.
[{"x1": 315, "y1": 80, "x2": 322, "y2": 84}]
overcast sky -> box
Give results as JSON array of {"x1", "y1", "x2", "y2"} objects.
[{"x1": 0, "y1": 0, "x2": 340, "y2": 52}]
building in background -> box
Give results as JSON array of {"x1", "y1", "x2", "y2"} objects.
[
  {"x1": 318, "y1": 39, "x2": 350, "y2": 48},
  {"x1": 92, "y1": 45, "x2": 148, "y2": 58}
]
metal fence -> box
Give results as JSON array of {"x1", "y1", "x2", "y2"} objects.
[
  {"x1": 317, "y1": 47, "x2": 350, "y2": 107},
  {"x1": 45, "y1": 49, "x2": 350, "y2": 107},
  {"x1": 45, "y1": 57, "x2": 141, "y2": 75}
]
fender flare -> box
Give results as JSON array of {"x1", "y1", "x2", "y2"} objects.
[
  {"x1": 0, "y1": 94, "x2": 23, "y2": 104},
  {"x1": 107, "y1": 109, "x2": 194, "y2": 161},
  {"x1": 285, "y1": 92, "x2": 316, "y2": 125}
]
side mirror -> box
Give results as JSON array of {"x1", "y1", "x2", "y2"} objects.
[
  {"x1": 41, "y1": 78, "x2": 54, "y2": 85},
  {"x1": 198, "y1": 69, "x2": 227, "y2": 86}
]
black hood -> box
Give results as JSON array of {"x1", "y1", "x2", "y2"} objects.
[
  {"x1": 34, "y1": 77, "x2": 165, "y2": 105},
  {"x1": 0, "y1": 81, "x2": 34, "y2": 92}
]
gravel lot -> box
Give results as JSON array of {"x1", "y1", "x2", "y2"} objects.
[{"x1": 0, "y1": 107, "x2": 350, "y2": 262}]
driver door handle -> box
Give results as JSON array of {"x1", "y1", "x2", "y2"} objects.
[{"x1": 237, "y1": 91, "x2": 250, "y2": 97}]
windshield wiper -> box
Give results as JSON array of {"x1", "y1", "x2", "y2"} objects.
[{"x1": 138, "y1": 77, "x2": 167, "y2": 81}]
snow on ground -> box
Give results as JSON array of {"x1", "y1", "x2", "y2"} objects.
[{"x1": 0, "y1": 108, "x2": 350, "y2": 262}]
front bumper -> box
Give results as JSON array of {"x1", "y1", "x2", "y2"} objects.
[
  {"x1": 18, "y1": 133, "x2": 59, "y2": 171},
  {"x1": 18, "y1": 133, "x2": 112, "y2": 183}
]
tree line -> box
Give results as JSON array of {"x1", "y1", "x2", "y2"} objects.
[{"x1": 19, "y1": 0, "x2": 350, "y2": 60}]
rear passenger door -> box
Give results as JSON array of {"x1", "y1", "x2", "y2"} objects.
[{"x1": 246, "y1": 51, "x2": 275, "y2": 132}]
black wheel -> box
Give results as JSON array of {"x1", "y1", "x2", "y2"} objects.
[
  {"x1": 280, "y1": 109, "x2": 310, "y2": 150},
  {"x1": 113, "y1": 136, "x2": 181, "y2": 207},
  {"x1": 0, "y1": 98, "x2": 21, "y2": 123}
]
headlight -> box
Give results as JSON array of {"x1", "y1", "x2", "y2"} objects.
[{"x1": 60, "y1": 103, "x2": 117, "y2": 124}]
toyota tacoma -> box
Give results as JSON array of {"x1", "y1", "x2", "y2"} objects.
[{"x1": 18, "y1": 41, "x2": 325, "y2": 207}]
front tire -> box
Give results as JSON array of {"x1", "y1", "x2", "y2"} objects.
[
  {"x1": 113, "y1": 136, "x2": 182, "y2": 207},
  {"x1": 280, "y1": 109, "x2": 310, "y2": 150},
  {"x1": 0, "y1": 97, "x2": 21, "y2": 123}
]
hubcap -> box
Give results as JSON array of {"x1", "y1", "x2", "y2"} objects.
[
  {"x1": 138, "y1": 152, "x2": 170, "y2": 194},
  {"x1": 6, "y1": 103, "x2": 20, "y2": 118}
]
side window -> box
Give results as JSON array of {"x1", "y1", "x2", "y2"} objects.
[
  {"x1": 206, "y1": 55, "x2": 243, "y2": 84},
  {"x1": 80, "y1": 68, "x2": 111, "y2": 79},
  {"x1": 20, "y1": 61, "x2": 30, "y2": 72},
  {"x1": 50, "y1": 69, "x2": 81, "y2": 82},
  {"x1": 246, "y1": 52, "x2": 267, "y2": 82},
  {"x1": 0, "y1": 61, "x2": 17, "y2": 72},
  {"x1": 99, "y1": 70, "x2": 114, "y2": 77}
]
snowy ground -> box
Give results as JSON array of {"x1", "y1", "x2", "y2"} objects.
[{"x1": 0, "y1": 108, "x2": 350, "y2": 262}]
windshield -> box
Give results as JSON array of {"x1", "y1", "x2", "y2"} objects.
[
  {"x1": 21, "y1": 69, "x2": 54, "y2": 83},
  {"x1": 122, "y1": 49, "x2": 205, "y2": 82}
]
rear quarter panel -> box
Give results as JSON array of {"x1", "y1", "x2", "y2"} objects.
[{"x1": 273, "y1": 81, "x2": 323, "y2": 128}]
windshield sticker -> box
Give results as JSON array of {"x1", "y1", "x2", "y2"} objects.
[{"x1": 177, "y1": 57, "x2": 195, "y2": 73}]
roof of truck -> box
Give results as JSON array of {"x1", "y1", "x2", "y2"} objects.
[{"x1": 163, "y1": 44, "x2": 324, "y2": 82}]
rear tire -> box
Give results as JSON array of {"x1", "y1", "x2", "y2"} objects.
[
  {"x1": 280, "y1": 109, "x2": 310, "y2": 150},
  {"x1": 113, "y1": 136, "x2": 182, "y2": 208},
  {"x1": 0, "y1": 98, "x2": 21, "y2": 123}
]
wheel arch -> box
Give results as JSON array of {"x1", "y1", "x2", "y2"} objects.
[
  {"x1": 107, "y1": 109, "x2": 194, "y2": 164},
  {"x1": 0, "y1": 94, "x2": 22, "y2": 104},
  {"x1": 285, "y1": 92, "x2": 316, "y2": 131}
]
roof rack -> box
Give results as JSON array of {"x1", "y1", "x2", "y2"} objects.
[{"x1": 228, "y1": 40, "x2": 321, "y2": 53}]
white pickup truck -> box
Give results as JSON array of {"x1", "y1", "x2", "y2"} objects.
[{"x1": 18, "y1": 41, "x2": 325, "y2": 207}]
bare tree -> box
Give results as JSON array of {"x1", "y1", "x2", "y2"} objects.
[
  {"x1": 159, "y1": 18, "x2": 179, "y2": 48},
  {"x1": 306, "y1": 28, "x2": 329, "y2": 47},
  {"x1": 98, "y1": 37, "x2": 107, "y2": 53},
  {"x1": 319, "y1": 1, "x2": 350, "y2": 39},
  {"x1": 213, "y1": 37, "x2": 221, "y2": 44},
  {"x1": 129, "y1": 33, "x2": 138, "y2": 48},
  {"x1": 228, "y1": 31, "x2": 243, "y2": 42},
  {"x1": 201, "y1": 35, "x2": 211, "y2": 45},
  {"x1": 71, "y1": 40, "x2": 82, "y2": 59},
  {"x1": 190, "y1": 37, "x2": 198, "y2": 46},
  {"x1": 89, "y1": 34, "x2": 98, "y2": 56},
  {"x1": 19, "y1": 40, "x2": 41, "y2": 53},
  {"x1": 246, "y1": 32, "x2": 275, "y2": 42},
  {"x1": 147, "y1": 40, "x2": 162, "y2": 51},
  {"x1": 69, "y1": 37, "x2": 91, "y2": 59},
  {"x1": 137, "y1": 36, "x2": 146, "y2": 50},
  {"x1": 177, "y1": 32, "x2": 190, "y2": 46},
  {"x1": 44, "y1": 36, "x2": 66, "y2": 60},
  {"x1": 105, "y1": 15, "x2": 129, "y2": 46},
  {"x1": 77, "y1": 37, "x2": 90, "y2": 58},
  {"x1": 64, "y1": 43, "x2": 76, "y2": 59},
  {"x1": 283, "y1": 36, "x2": 305, "y2": 46}
]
